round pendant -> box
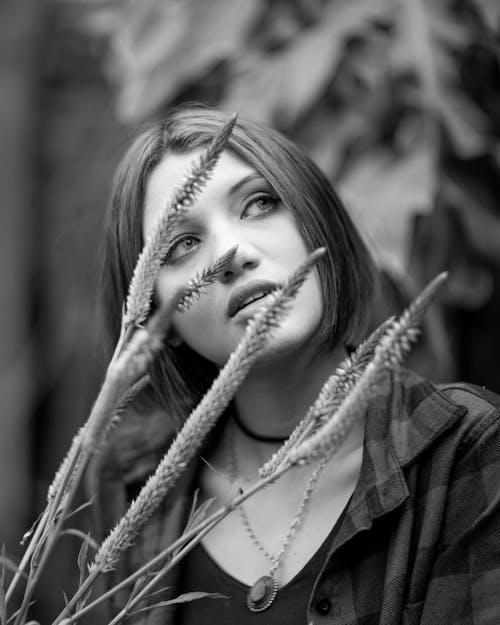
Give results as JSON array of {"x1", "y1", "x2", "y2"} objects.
[{"x1": 247, "y1": 575, "x2": 278, "y2": 612}]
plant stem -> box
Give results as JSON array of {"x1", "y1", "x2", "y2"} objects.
[
  {"x1": 4, "y1": 510, "x2": 49, "y2": 604},
  {"x1": 105, "y1": 521, "x2": 220, "y2": 625},
  {"x1": 110, "y1": 320, "x2": 135, "y2": 365},
  {"x1": 51, "y1": 568, "x2": 100, "y2": 625},
  {"x1": 13, "y1": 456, "x2": 89, "y2": 625},
  {"x1": 6, "y1": 434, "x2": 85, "y2": 604},
  {"x1": 59, "y1": 463, "x2": 291, "y2": 624}
]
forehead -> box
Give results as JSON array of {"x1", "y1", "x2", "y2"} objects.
[{"x1": 142, "y1": 149, "x2": 257, "y2": 239}]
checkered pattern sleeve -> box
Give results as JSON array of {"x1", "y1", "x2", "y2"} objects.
[{"x1": 419, "y1": 405, "x2": 500, "y2": 624}]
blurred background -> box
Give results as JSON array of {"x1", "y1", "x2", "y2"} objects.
[{"x1": 1, "y1": 0, "x2": 499, "y2": 620}]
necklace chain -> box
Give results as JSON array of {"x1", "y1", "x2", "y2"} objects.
[{"x1": 227, "y1": 424, "x2": 329, "y2": 579}]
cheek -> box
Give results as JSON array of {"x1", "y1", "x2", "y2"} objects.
[
  {"x1": 170, "y1": 295, "x2": 226, "y2": 361},
  {"x1": 303, "y1": 272, "x2": 324, "y2": 325},
  {"x1": 172, "y1": 303, "x2": 211, "y2": 344}
]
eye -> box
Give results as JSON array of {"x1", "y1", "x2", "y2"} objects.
[
  {"x1": 241, "y1": 193, "x2": 280, "y2": 219},
  {"x1": 164, "y1": 234, "x2": 200, "y2": 263}
]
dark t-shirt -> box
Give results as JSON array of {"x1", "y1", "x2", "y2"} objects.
[{"x1": 175, "y1": 508, "x2": 346, "y2": 625}]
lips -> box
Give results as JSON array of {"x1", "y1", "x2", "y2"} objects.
[{"x1": 227, "y1": 279, "x2": 280, "y2": 318}]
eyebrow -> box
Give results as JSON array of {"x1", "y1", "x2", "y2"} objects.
[
  {"x1": 165, "y1": 172, "x2": 270, "y2": 240},
  {"x1": 227, "y1": 173, "x2": 267, "y2": 196}
]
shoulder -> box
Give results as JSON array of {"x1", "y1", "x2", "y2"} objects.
[
  {"x1": 394, "y1": 367, "x2": 500, "y2": 427},
  {"x1": 384, "y1": 368, "x2": 500, "y2": 467},
  {"x1": 437, "y1": 381, "x2": 500, "y2": 446}
]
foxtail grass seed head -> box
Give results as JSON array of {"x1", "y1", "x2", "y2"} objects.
[
  {"x1": 311, "y1": 316, "x2": 396, "y2": 430},
  {"x1": 124, "y1": 114, "x2": 237, "y2": 327},
  {"x1": 91, "y1": 249, "x2": 324, "y2": 573},
  {"x1": 69, "y1": 249, "x2": 234, "y2": 496},
  {"x1": 82, "y1": 288, "x2": 184, "y2": 456},
  {"x1": 259, "y1": 316, "x2": 393, "y2": 478},
  {"x1": 47, "y1": 427, "x2": 85, "y2": 503},
  {"x1": 288, "y1": 272, "x2": 448, "y2": 466},
  {"x1": 172, "y1": 246, "x2": 238, "y2": 312},
  {"x1": 374, "y1": 271, "x2": 447, "y2": 370}
]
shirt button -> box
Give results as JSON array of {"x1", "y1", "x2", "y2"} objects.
[{"x1": 316, "y1": 598, "x2": 332, "y2": 615}]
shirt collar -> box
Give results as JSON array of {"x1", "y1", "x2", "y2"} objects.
[
  {"x1": 102, "y1": 368, "x2": 467, "y2": 541},
  {"x1": 333, "y1": 368, "x2": 467, "y2": 547}
]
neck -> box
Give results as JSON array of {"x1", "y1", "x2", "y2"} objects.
[{"x1": 233, "y1": 343, "x2": 348, "y2": 446}]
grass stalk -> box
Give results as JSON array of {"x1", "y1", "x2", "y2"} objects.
[
  {"x1": 89, "y1": 249, "x2": 324, "y2": 574},
  {"x1": 59, "y1": 463, "x2": 291, "y2": 624},
  {"x1": 124, "y1": 114, "x2": 237, "y2": 327}
]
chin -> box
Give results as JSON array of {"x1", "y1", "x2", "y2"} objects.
[
  {"x1": 185, "y1": 303, "x2": 323, "y2": 369},
  {"x1": 241, "y1": 319, "x2": 322, "y2": 369}
]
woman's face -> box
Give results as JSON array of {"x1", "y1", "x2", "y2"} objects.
[{"x1": 143, "y1": 149, "x2": 324, "y2": 367}]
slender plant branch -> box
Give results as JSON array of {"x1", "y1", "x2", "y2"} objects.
[
  {"x1": 4, "y1": 116, "x2": 243, "y2": 624},
  {"x1": 288, "y1": 272, "x2": 448, "y2": 465},
  {"x1": 259, "y1": 316, "x2": 395, "y2": 478},
  {"x1": 124, "y1": 114, "x2": 238, "y2": 327},
  {"x1": 59, "y1": 462, "x2": 291, "y2": 624},
  {"x1": 14, "y1": 246, "x2": 235, "y2": 622},
  {"x1": 62, "y1": 269, "x2": 449, "y2": 622},
  {"x1": 12, "y1": 454, "x2": 91, "y2": 625},
  {"x1": 176, "y1": 245, "x2": 238, "y2": 312},
  {"x1": 6, "y1": 430, "x2": 86, "y2": 605},
  {"x1": 89, "y1": 249, "x2": 324, "y2": 574},
  {"x1": 64, "y1": 269, "x2": 445, "y2": 624},
  {"x1": 4, "y1": 514, "x2": 49, "y2": 605},
  {"x1": 54, "y1": 249, "x2": 324, "y2": 624},
  {"x1": 8, "y1": 287, "x2": 183, "y2": 623}
]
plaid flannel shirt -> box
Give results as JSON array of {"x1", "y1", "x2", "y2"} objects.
[{"x1": 91, "y1": 368, "x2": 500, "y2": 624}]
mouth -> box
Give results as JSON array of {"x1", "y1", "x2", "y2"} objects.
[{"x1": 227, "y1": 280, "x2": 279, "y2": 318}]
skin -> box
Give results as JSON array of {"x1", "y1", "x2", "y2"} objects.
[
  {"x1": 143, "y1": 149, "x2": 365, "y2": 586},
  {"x1": 144, "y1": 149, "x2": 324, "y2": 368},
  {"x1": 144, "y1": 149, "x2": 350, "y2": 437}
]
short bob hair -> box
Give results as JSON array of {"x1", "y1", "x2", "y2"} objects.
[{"x1": 101, "y1": 104, "x2": 375, "y2": 422}]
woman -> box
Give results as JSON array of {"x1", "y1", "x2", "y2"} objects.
[{"x1": 95, "y1": 105, "x2": 500, "y2": 624}]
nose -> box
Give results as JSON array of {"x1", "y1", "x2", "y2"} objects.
[{"x1": 219, "y1": 242, "x2": 260, "y2": 284}]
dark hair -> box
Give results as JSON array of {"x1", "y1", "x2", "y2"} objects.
[{"x1": 100, "y1": 104, "x2": 375, "y2": 423}]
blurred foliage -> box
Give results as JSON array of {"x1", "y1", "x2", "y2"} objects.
[
  {"x1": 74, "y1": 0, "x2": 499, "y2": 268},
  {"x1": 66, "y1": 0, "x2": 500, "y2": 385}
]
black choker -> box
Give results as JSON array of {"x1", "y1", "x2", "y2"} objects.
[{"x1": 232, "y1": 413, "x2": 288, "y2": 443}]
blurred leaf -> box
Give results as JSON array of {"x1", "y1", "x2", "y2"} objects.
[
  {"x1": 123, "y1": 574, "x2": 150, "y2": 612},
  {"x1": 444, "y1": 177, "x2": 500, "y2": 262},
  {"x1": 340, "y1": 138, "x2": 436, "y2": 272},
  {"x1": 472, "y1": 0, "x2": 500, "y2": 31},
  {"x1": 58, "y1": 528, "x2": 97, "y2": 550},
  {"x1": 222, "y1": 0, "x2": 396, "y2": 126},
  {"x1": 128, "y1": 574, "x2": 148, "y2": 600},
  {"x1": 139, "y1": 583, "x2": 171, "y2": 601},
  {"x1": 395, "y1": 0, "x2": 491, "y2": 157},
  {"x1": 130, "y1": 591, "x2": 228, "y2": 615},
  {"x1": 76, "y1": 533, "x2": 91, "y2": 589},
  {"x1": 443, "y1": 259, "x2": 494, "y2": 309},
  {"x1": 297, "y1": 95, "x2": 385, "y2": 180},
  {"x1": 109, "y1": 0, "x2": 262, "y2": 121},
  {"x1": 442, "y1": 90, "x2": 491, "y2": 155},
  {"x1": 182, "y1": 491, "x2": 215, "y2": 536},
  {"x1": 64, "y1": 498, "x2": 94, "y2": 521},
  {"x1": 0, "y1": 554, "x2": 26, "y2": 580},
  {"x1": 71, "y1": 2, "x2": 122, "y2": 38}
]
